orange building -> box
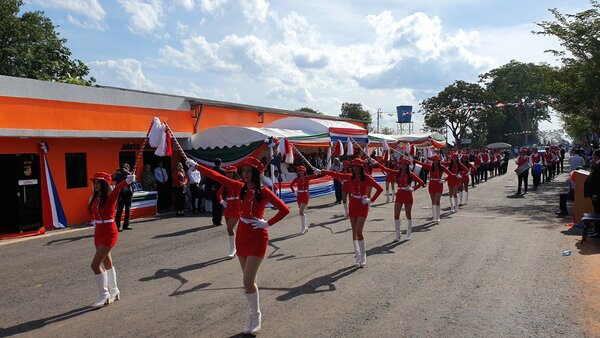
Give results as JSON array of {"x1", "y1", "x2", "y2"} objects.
[{"x1": 0, "y1": 75, "x2": 362, "y2": 237}]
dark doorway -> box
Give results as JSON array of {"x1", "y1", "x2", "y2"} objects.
[{"x1": 0, "y1": 154, "x2": 42, "y2": 234}]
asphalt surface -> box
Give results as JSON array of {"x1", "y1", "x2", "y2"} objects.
[{"x1": 0, "y1": 161, "x2": 595, "y2": 337}]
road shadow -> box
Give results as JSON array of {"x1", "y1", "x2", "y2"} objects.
[
  {"x1": 575, "y1": 238, "x2": 600, "y2": 255},
  {"x1": 366, "y1": 239, "x2": 407, "y2": 255},
  {"x1": 267, "y1": 233, "x2": 304, "y2": 259},
  {"x1": 309, "y1": 216, "x2": 348, "y2": 234},
  {"x1": 273, "y1": 266, "x2": 360, "y2": 301},
  {"x1": 0, "y1": 306, "x2": 94, "y2": 337},
  {"x1": 44, "y1": 234, "x2": 94, "y2": 246},
  {"x1": 412, "y1": 220, "x2": 438, "y2": 233},
  {"x1": 275, "y1": 251, "x2": 355, "y2": 262},
  {"x1": 152, "y1": 225, "x2": 214, "y2": 239},
  {"x1": 307, "y1": 202, "x2": 340, "y2": 210}
]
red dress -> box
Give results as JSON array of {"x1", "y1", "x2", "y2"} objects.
[
  {"x1": 379, "y1": 165, "x2": 424, "y2": 204},
  {"x1": 385, "y1": 162, "x2": 399, "y2": 183},
  {"x1": 217, "y1": 184, "x2": 242, "y2": 219},
  {"x1": 199, "y1": 166, "x2": 289, "y2": 258},
  {"x1": 290, "y1": 174, "x2": 319, "y2": 205},
  {"x1": 443, "y1": 161, "x2": 468, "y2": 187},
  {"x1": 341, "y1": 168, "x2": 352, "y2": 193},
  {"x1": 90, "y1": 181, "x2": 128, "y2": 248},
  {"x1": 462, "y1": 162, "x2": 477, "y2": 184},
  {"x1": 414, "y1": 160, "x2": 451, "y2": 194},
  {"x1": 322, "y1": 170, "x2": 383, "y2": 217}
]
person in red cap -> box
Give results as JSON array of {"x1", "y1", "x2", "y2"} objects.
[
  {"x1": 216, "y1": 166, "x2": 243, "y2": 258},
  {"x1": 340, "y1": 160, "x2": 352, "y2": 217},
  {"x1": 472, "y1": 150, "x2": 481, "y2": 186},
  {"x1": 321, "y1": 158, "x2": 383, "y2": 267},
  {"x1": 187, "y1": 157, "x2": 289, "y2": 336},
  {"x1": 515, "y1": 147, "x2": 532, "y2": 195},
  {"x1": 88, "y1": 171, "x2": 135, "y2": 309},
  {"x1": 384, "y1": 159, "x2": 398, "y2": 203},
  {"x1": 378, "y1": 157, "x2": 424, "y2": 241},
  {"x1": 290, "y1": 165, "x2": 321, "y2": 234},
  {"x1": 530, "y1": 147, "x2": 543, "y2": 190},
  {"x1": 443, "y1": 152, "x2": 468, "y2": 212},
  {"x1": 414, "y1": 154, "x2": 452, "y2": 222},
  {"x1": 459, "y1": 154, "x2": 477, "y2": 205},
  {"x1": 480, "y1": 148, "x2": 490, "y2": 182}
]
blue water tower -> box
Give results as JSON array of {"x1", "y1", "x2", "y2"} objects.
[{"x1": 396, "y1": 106, "x2": 413, "y2": 123}]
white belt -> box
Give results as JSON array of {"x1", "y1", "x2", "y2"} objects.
[
  {"x1": 350, "y1": 194, "x2": 367, "y2": 199},
  {"x1": 239, "y1": 217, "x2": 255, "y2": 224},
  {"x1": 92, "y1": 219, "x2": 113, "y2": 224},
  {"x1": 431, "y1": 178, "x2": 443, "y2": 182},
  {"x1": 226, "y1": 197, "x2": 239, "y2": 201},
  {"x1": 297, "y1": 190, "x2": 308, "y2": 193}
]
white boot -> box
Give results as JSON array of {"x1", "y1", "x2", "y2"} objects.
[
  {"x1": 245, "y1": 290, "x2": 261, "y2": 336},
  {"x1": 431, "y1": 205, "x2": 436, "y2": 221},
  {"x1": 358, "y1": 240, "x2": 366, "y2": 267},
  {"x1": 435, "y1": 205, "x2": 441, "y2": 222},
  {"x1": 406, "y1": 220, "x2": 413, "y2": 240},
  {"x1": 353, "y1": 240, "x2": 360, "y2": 266},
  {"x1": 106, "y1": 267, "x2": 120, "y2": 302},
  {"x1": 394, "y1": 219, "x2": 401, "y2": 242},
  {"x1": 465, "y1": 191, "x2": 469, "y2": 204},
  {"x1": 449, "y1": 197, "x2": 454, "y2": 213},
  {"x1": 343, "y1": 202, "x2": 348, "y2": 217},
  {"x1": 300, "y1": 215, "x2": 308, "y2": 234},
  {"x1": 459, "y1": 191, "x2": 464, "y2": 205},
  {"x1": 92, "y1": 271, "x2": 110, "y2": 309},
  {"x1": 454, "y1": 197, "x2": 459, "y2": 211},
  {"x1": 227, "y1": 235, "x2": 236, "y2": 258}
]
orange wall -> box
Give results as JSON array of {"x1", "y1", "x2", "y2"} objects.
[{"x1": 197, "y1": 106, "x2": 292, "y2": 131}]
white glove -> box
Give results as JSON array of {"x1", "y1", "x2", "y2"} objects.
[
  {"x1": 251, "y1": 218, "x2": 269, "y2": 229},
  {"x1": 466, "y1": 172, "x2": 471, "y2": 176},
  {"x1": 220, "y1": 200, "x2": 228, "y2": 208},
  {"x1": 402, "y1": 186, "x2": 414, "y2": 192},
  {"x1": 314, "y1": 169, "x2": 322, "y2": 175},
  {"x1": 293, "y1": 191, "x2": 298, "y2": 196},
  {"x1": 126, "y1": 175, "x2": 136, "y2": 184},
  {"x1": 456, "y1": 174, "x2": 462, "y2": 179},
  {"x1": 361, "y1": 197, "x2": 371, "y2": 205},
  {"x1": 186, "y1": 159, "x2": 198, "y2": 168},
  {"x1": 440, "y1": 180, "x2": 446, "y2": 184}
]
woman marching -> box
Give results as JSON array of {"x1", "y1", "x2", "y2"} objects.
[
  {"x1": 340, "y1": 160, "x2": 351, "y2": 217},
  {"x1": 89, "y1": 171, "x2": 135, "y2": 308},
  {"x1": 384, "y1": 159, "x2": 398, "y2": 203},
  {"x1": 187, "y1": 157, "x2": 289, "y2": 336},
  {"x1": 321, "y1": 158, "x2": 383, "y2": 267},
  {"x1": 459, "y1": 154, "x2": 477, "y2": 206},
  {"x1": 443, "y1": 152, "x2": 468, "y2": 213},
  {"x1": 378, "y1": 158, "x2": 424, "y2": 241},
  {"x1": 216, "y1": 166, "x2": 243, "y2": 258},
  {"x1": 413, "y1": 154, "x2": 451, "y2": 223},
  {"x1": 290, "y1": 166, "x2": 321, "y2": 234}
]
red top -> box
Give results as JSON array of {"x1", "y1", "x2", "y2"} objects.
[
  {"x1": 516, "y1": 155, "x2": 530, "y2": 166},
  {"x1": 290, "y1": 174, "x2": 319, "y2": 193},
  {"x1": 378, "y1": 164, "x2": 424, "y2": 190},
  {"x1": 173, "y1": 170, "x2": 187, "y2": 188},
  {"x1": 90, "y1": 181, "x2": 128, "y2": 221},
  {"x1": 216, "y1": 182, "x2": 243, "y2": 202},
  {"x1": 473, "y1": 155, "x2": 481, "y2": 166},
  {"x1": 198, "y1": 165, "x2": 289, "y2": 225},
  {"x1": 481, "y1": 153, "x2": 490, "y2": 163},
  {"x1": 531, "y1": 153, "x2": 543, "y2": 164},
  {"x1": 441, "y1": 161, "x2": 469, "y2": 177},
  {"x1": 321, "y1": 170, "x2": 383, "y2": 202},
  {"x1": 413, "y1": 159, "x2": 452, "y2": 180}
]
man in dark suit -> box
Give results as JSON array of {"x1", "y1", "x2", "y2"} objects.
[
  {"x1": 114, "y1": 163, "x2": 133, "y2": 231},
  {"x1": 584, "y1": 149, "x2": 600, "y2": 236},
  {"x1": 205, "y1": 158, "x2": 226, "y2": 226}
]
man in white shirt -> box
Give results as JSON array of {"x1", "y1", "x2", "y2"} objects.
[
  {"x1": 569, "y1": 149, "x2": 586, "y2": 171},
  {"x1": 154, "y1": 161, "x2": 169, "y2": 212},
  {"x1": 188, "y1": 165, "x2": 202, "y2": 213}
]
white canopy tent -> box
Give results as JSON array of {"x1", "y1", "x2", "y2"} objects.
[
  {"x1": 267, "y1": 117, "x2": 369, "y2": 143},
  {"x1": 191, "y1": 126, "x2": 319, "y2": 149}
]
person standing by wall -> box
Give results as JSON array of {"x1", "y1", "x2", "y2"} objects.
[
  {"x1": 205, "y1": 158, "x2": 226, "y2": 226},
  {"x1": 173, "y1": 162, "x2": 187, "y2": 216},
  {"x1": 114, "y1": 163, "x2": 133, "y2": 231},
  {"x1": 188, "y1": 164, "x2": 202, "y2": 213},
  {"x1": 141, "y1": 164, "x2": 156, "y2": 191},
  {"x1": 154, "y1": 161, "x2": 169, "y2": 212}
]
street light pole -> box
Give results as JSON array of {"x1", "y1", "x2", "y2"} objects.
[{"x1": 376, "y1": 108, "x2": 381, "y2": 133}]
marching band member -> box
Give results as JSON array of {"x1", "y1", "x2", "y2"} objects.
[
  {"x1": 530, "y1": 147, "x2": 543, "y2": 190},
  {"x1": 341, "y1": 160, "x2": 351, "y2": 217},
  {"x1": 443, "y1": 152, "x2": 468, "y2": 212},
  {"x1": 480, "y1": 148, "x2": 490, "y2": 182},
  {"x1": 290, "y1": 166, "x2": 320, "y2": 234},
  {"x1": 459, "y1": 154, "x2": 477, "y2": 205},
  {"x1": 378, "y1": 158, "x2": 424, "y2": 241},
  {"x1": 544, "y1": 147, "x2": 554, "y2": 182},
  {"x1": 384, "y1": 159, "x2": 397, "y2": 203},
  {"x1": 89, "y1": 172, "x2": 135, "y2": 308},
  {"x1": 472, "y1": 150, "x2": 481, "y2": 187},
  {"x1": 413, "y1": 155, "x2": 451, "y2": 222},
  {"x1": 321, "y1": 158, "x2": 383, "y2": 267},
  {"x1": 216, "y1": 166, "x2": 243, "y2": 258},
  {"x1": 515, "y1": 147, "x2": 532, "y2": 195},
  {"x1": 188, "y1": 157, "x2": 289, "y2": 336}
]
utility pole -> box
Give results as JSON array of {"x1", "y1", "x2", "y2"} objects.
[{"x1": 376, "y1": 108, "x2": 382, "y2": 133}]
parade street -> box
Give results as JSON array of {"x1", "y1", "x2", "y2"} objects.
[{"x1": 1, "y1": 163, "x2": 599, "y2": 338}]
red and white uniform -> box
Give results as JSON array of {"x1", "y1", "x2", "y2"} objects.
[
  {"x1": 379, "y1": 165, "x2": 423, "y2": 204},
  {"x1": 341, "y1": 168, "x2": 352, "y2": 193},
  {"x1": 199, "y1": 167, "x2": 289, "y2": 258},
  {"x1": 516, "y1": 154, "x2": 531, "y2": 167},
  {"x1": 462, "y1": 161, "x2": 477, "y2": 184},
  {"x1": 442, "y1": 161, "x2": 468, "y2": 187},
  {"x1": 217, "y1": 183, "x2": 242, "y2": 219},
  {"x1": 90, "y1": 180, "x2": 128, "y2": 248},
  {"x1": 322, "y1": 170, "x2": 383, "y2": 217},
  {"x1": 414, "y1": 159, "x2": 451, "y2": 194},
  {"x1": 385, "y1": 161, "x2": 399, "y2": 183},
  {"x1": 290, "y1": 174, "x2": 319, "y2": 205}
]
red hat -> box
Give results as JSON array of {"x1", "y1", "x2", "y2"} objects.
[
  {"x1": 91, "y1": 172, "x2": 112, "y2": 182},
  {"x1": 399, "y1": 158, "x2": 411, "y2": 165},
  {"x1": 451, "y1": 152, "x2": 459, "y2": 159},
  {"x1": 430, "y1": 155, "x2": 441, "y2": 161},
  {"x1": 521, "y1": 147, "x2": 528, "y2": 153},
  {"x1": 532, "y1": 147, "x2": 538, "y2": 151},
  {"x1": 342, "y1": 160, "x2": 350, "y2": 165},
  {"x1": 237, "y1": 157, "x2": 264, "y2": 172},
  {"x1": 225, "y1": 166, "x2": 237, "y2": 172},
  {"x1": 462, "y1": 154, "x2": 469, "y2": 160},
  {"x1": 296, "y1": 166, "x2": 306, "y2": 172},
  {"x1": 351, "y1": 158, "x2": 365, "y2": 166}
]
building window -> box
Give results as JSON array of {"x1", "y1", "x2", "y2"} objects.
[{"x1": 65, "y1": 153, "x2": 87, "y2": 189}]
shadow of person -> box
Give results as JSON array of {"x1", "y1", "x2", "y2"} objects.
[
  {"x1": 309, "y1": 216, "x2": 347, "y2": 234},
  {"x1": 0, "y1": 306, "x2": 94, "y2": 337},
  {"x1": 152, "y1": 225, "x2": 214, "y2": 239},
  {"x1": 267, "y1": 233, "x2": 304, "y2": 259},
  {"x1": 274, "y1": 266, "x2": 360, "y2": 301},
  {"x1": 44, "y1": 234, "x2": 94, "y2": 246},
  {"x1": 366, "y1": 240, "x2": 406, "y2": 256}
]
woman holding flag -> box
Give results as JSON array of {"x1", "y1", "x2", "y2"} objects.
[
  {"x1": 216, "y1": 166, "x2": 243, "y2": 258},
  {"x1": 290, "y1": 166, "x2": 321, "y2": 234}
]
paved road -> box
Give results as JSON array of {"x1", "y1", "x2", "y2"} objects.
[{"x1": 0, "y1": 163, "x2": 596, "y2": 337}]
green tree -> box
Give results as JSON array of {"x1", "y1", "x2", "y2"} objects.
[
  {"x1": 339, "y1": 102, "x2": 372, "y2": 126},
  {"x1": 296, "y1": 107, "x2": 322, "y2": 115},
  {"x1": 535, "y1": 1, "x2": 600, "y2": 141},
  {"x1": 421, "y1": 80, "x2": 489, "y2": 147},
  {"x1": 480, "y1": 61, "x2": 554, "y2": 146},
  {"x1": 0, "y1": 0, "x2": 94, "y2": 85},
  {"x1": 380, "y1": 126, "x2": 394, "y2": 135}
]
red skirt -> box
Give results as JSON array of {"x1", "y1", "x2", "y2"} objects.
[
  {"x1": 395, "y1": 189, "x2": 413, "y2": 204},
  {"x1": 447, "y1": 176, "x2": 461, "y2": 187},
  {"x1": 224, "y1": 201, "x2": 241, "y2": 219},
  {"x1": 348, "y1": 196, "x2": 369, "y2": 218},
  {"x1": 236, "y1": 220, "x2": 269, "y2": 258},
  {"x1": 296, "y1": 192, "x2": 309, "y2": 205},
  {"x1": 385, "y1": 175, "x2": 395, "y2": 183},
  {"x1": 428, "y1": 181, "x2": 444, "y2": 194},
  {"x1": 342, "y1": 181, "x2": 351, "y2": 193},
  {"x1": 94, "y1": 223, "x2": 118, "y2": 248}
]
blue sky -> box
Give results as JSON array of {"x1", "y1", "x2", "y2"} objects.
[{"x1": 22, "y1": 0, "x2": 590, "y2": 133}]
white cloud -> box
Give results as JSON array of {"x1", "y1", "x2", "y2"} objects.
[
  {"x1": 175, "y1": 0, "x2": 195, "y2": 10},
  {"x1": 200, "y1": 0, "x2": 228, "y2": 14},
  {"x1": 117, "y1": 0, "x2": 165, "y2": 34},
  {"x1": 31, "y1": 0, "x2": 106, "y2": 29},
  {"x1": 241, "y1": 0, "x2": 270, "y2": 24},
  {"x1": 89, "y1": 58, "x2": 162, "y2": 92}
]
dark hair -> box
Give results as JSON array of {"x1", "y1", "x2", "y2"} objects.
[
  {"x1": 448, "y1": 158, "x2": 459, "y2": 172},
  {"x1": 214, "y1": 158, "x2": 222, "y2": 166},
  {"x1": 223, "y1": 171, "x2": 241, "y2": 196},
  {"x1": 431, "y1": 160, "x2": 443, "y2": 173},
  {"x1": 594, "y1": 149, "x2": 600, "y2": 158},
  {"x1": 88, "y1": 180, "x2": 109, "y2": 211},
  {"x1": 240, "y1": 167, "x2": 262, "y2": 202},
  {"x1": 396, "y1": 164, "x2": 412, "y2": 184},
  {"x1": 351, "y1": 165, "x2": 366, "y2": 181}
]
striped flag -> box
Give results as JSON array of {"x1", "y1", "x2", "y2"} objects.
[
  {"x1": 41, "y1": 153, "x2": 67, "y2": 229},
  {"x1": 346, "y1": 137, "x2": 354, "y2": 156}
]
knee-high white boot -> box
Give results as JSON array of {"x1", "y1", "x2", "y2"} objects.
[
  {"x1": 406, "y1": 220, "x2": 413, "y2": 240},
  {"x1": 244, "y1": 289, "x2": 261, "y2": 335},
  {"x1": 227, "y1": 235, "x2": 236, "y2": 258},
  {"x1": 435, "y1": 205, "x2": 441, "y2": 222},
  {"x1": 394, "y1": 219, "x2": 401, "y2": 242},
  {"x1": 353, "y1": 240, "x2": 360, "y2": 266},
  {"x1": 106, "y1": 267, "x2": 120, "y2": 302},
  {"x1": 431, "y1": 205, "x2": 436, "y2": 220},
  {"x1": 300, "y1": 215, "x2": 308, "y2": 234},
  {"x1": 449, "y1": 197, "x2": 454, "y2": 212},
  {"x1": 343, "y1": 202, "x2": 348, "y2": 217},
  {"x1": 465, "y1": 191, "x2": 469, "y2": 204},
  {"x1": 454, "y1": 197, "x2": 459, "y2": 211},
  {"x1": 358, "y1": 240, "x2": 366, "y2": 267},
  {"x1": 92, "y1": 271, "x2": 110, "y2": 309},
  {"x1": 459, "y1": 191, "x2": 464, "y2": 205}
]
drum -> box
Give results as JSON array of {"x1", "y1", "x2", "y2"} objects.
[
  {"x1": 532, "y1": 163, "x2": 542, "y2": 175},
  {"x1": 515, "y1": 162, "x2": 532, "y2": 175},
  {"x1": 412, "y1": 163, "x2": 422, "y2": 176}
]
